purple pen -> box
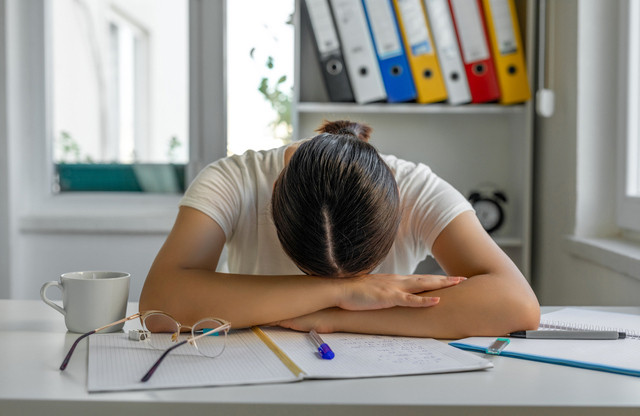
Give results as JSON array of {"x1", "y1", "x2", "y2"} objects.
[{"x1": 309, "y1": 329, "x2": 335, "y2": 360}]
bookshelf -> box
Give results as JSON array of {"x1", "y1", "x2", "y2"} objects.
[{"x1": 292, "y1": 0, "x2": 537, "y2": 278}]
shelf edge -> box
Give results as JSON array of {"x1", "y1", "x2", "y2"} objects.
[{"x1": 296, "y1": 102, "x2": 526, "y2": 115}]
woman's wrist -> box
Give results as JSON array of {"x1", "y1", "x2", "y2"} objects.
[{"x1": 313, "y1": 308, "x2": 344, "y2": 333}]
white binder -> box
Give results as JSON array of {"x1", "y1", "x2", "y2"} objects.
[
  {"x1": 329, "y1": 0, "x2": 387, "y2": 103},
  {"x1": 423, "y1": 0, "x2": 471, "y2": 104}
]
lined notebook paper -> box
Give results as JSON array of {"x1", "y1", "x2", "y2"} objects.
[
  {"x1": 88, "y1": 327, "x2": 492, "y2": 392},
  {"x1": 450, "y1": 308, "x2": 640, "y2": 377}
]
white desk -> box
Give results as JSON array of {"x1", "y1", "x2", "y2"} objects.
[{"x1": 2, "y1": 300, "x2": 640, "y2": 416}]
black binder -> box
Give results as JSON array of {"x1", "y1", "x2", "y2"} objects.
[{"x1": 302, "y1": 0, "x2": 355, "y2": 102}]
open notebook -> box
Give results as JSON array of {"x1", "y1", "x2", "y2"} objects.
[
  {"x1": 88, "y1": 327, "x2": 492, "y2": 392},
  {"x1": 450, "y1": 308, "x2": 640, "y2": 377}
]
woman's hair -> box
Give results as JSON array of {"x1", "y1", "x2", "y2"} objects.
[{"x1": 271, "y1": 120, "x2": 401, "y2": 277}]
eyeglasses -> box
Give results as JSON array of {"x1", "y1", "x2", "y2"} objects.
[{"x1": 59, "y1": 310, "x2": 231, "y2": 382}]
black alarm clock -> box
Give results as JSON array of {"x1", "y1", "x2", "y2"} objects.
[{"x1": 468, "y1": 189, "x2": 507, "y2": 234}]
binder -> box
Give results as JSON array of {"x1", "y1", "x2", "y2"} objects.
[
  {"x1": 448, "y1": 0, "x2": 500, "y2": 103},
  {"x1": 423, "y1": 0, "x2": 471, "y2": 105},
  {"x1": 482, "y1": 0, "x2": 531, "y2": 104},
  {"x1": 392, "y1": 0, "x2": 447, "y2": 103},
  {"x1": 329, "y1": 0, "x2": 387, "y2": 103},
  {"x1": 303, "y1": 0, "x2": 355, "y2": 102},
  {"x1": 361, "y1": 0, "x2": 417, "y2": 103}
]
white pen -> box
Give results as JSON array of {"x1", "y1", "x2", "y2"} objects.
[{"x1": 508, "y1": 330, "x2": 626, "y2": 340}]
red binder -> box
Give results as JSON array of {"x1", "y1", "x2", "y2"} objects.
[{"x1": 448, "y1": 0, "x2": 500, "y2": 103}]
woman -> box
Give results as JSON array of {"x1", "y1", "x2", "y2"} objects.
[{"x1": 140, "y1": 120, "x2": 539, "y2": 338}]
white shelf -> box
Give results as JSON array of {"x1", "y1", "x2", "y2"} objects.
[
  {"x1": 296, "y1": 102, "x2": 526, "y2": 115},
  {"x1": 293, "y1": 0, "x2": 536, "y2": 277}
]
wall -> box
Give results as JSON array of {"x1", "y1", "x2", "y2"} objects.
[
  {"x1": 16, "y1": 232, "x2": 167, "y2": 303},
  {"x1": 0, "y1": 0, "x2": 10, "y2": 297},
  {"x1": 532, "y1": 0, "x2": 640, "y2": 305}
]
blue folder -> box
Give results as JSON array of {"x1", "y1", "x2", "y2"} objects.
[
  {"x1": 361, "y1": 0, "x2": 416, "y2": 102},
  {"x1": 450, "y1": 339, "x2": 640, "y2": 378}
]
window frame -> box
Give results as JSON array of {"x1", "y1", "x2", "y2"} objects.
[
  {"x1": 617, "y1": 0, "x2": 640, "y2": 234},
  {"x1": 8, "y1": 0, "x2": 226, "y2": 233}
]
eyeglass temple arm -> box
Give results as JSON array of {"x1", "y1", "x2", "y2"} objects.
[
  {"x1": 59, "y1": 330, "x2": 95, "y2": 371},
  {"x1": 141, "y1": 340, "x2": 188, "y2": 382},
  {"x1": 189, "y1": 323, "x2": 231, "y2": 343},
  {"x1": 59, "y1": 312, "x2": 143, "y2": 371}
]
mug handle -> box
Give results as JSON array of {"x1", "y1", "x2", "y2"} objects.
[{"x1": 40, "y1": 281, "x2": 66, "y2": 316}]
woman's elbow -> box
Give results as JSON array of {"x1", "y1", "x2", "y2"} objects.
[{"x1": 510, "y1": 292, "x2": 541, "y2": 331}]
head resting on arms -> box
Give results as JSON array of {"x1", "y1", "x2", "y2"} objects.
[{"x1": 272, "y1": 120, "x2": 400, "y2": 277}]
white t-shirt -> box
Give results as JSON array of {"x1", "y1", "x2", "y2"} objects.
[{"x1": 180, "y1": 145, "x2": 473, "y2": 275}]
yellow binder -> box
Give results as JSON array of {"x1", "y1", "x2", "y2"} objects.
[
  {"x1": 482, "y1": 0, "x2": 531, "y2": 104},
  {"x1": 392, "y1": 0, "x2": 447, "y2": 104}
]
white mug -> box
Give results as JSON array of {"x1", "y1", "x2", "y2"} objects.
[{"x1": 40, "y1": 271, "x2": 130, "y2": 333}]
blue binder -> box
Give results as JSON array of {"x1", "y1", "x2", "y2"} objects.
[{"x1": 361, "y1": 0, "x2": 416, "y2": 102}]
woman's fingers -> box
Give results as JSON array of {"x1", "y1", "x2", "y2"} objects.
[
  {"x1": 403, "y1": 275, "x2": 467, "y2": 293},
  {"x1": 338, "y1": 274, "x2": 466, "y2": 311},
  {"x1": 394, "y1": 275, "x2": 466, "y2": 307},
  {"x1": 394, "y1": 293, "x2": 441, "y2": 308}
]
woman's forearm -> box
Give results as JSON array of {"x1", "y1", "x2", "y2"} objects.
[
  {"x1": 292, "y1": 272, "x2": 540, "y2": 338},
  {"x1": 139, "y1": 268, "x2": 463, "y2": 329},
  {"x1": 139, "y1": 268, "x2": 343, "y2": 329}
]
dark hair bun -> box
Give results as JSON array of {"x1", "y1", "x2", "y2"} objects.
[{"x1": 315, "y1": 120, "x2": 372, "y2": 143}]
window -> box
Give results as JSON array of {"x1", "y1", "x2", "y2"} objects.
[
  {"x1": 108, "y1": 9, "x2": 150, "y2": 164},
  {"x1": 225, "y1": 0, "x2": 294, "y2": 156},
  {"x1": 50, "y1": 0, "x2": 188, "y2": 193},
  {"x1": 618, "y1": 0, "x2": 640, "y2": 233}
]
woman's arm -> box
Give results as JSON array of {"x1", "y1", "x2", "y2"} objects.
[
  {"x1": 274, "y1": 211, "x2": 540, "y2": 338},
  {"x1": 139, "y1": 206, "x2": 464, "y2": 328}
]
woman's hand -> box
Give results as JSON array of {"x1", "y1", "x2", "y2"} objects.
[
  {"x1": 271, "y1": 308, "x2": 339, "y2": 333},
  {"x1": 336, "y1": 274, "x2": 466, "y2": 311}
]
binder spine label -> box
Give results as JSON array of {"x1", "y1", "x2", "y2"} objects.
[
  {"x1": 331, "y1": 0, "x2": 374, "y2": 56},
  {"x1": 426, "y1": 0, "x2": 460, "y2": 59},
  {"x1": 450, "y1": 0, "x2": 490, "y2": 62},
  {"x1": 363, "y1": 0, "x2": 403, "y2": 59},
  {"x1": 396, "y1": 0, "x2": 433, "y2": 56},
  {"x1": 488, "y1": 0, "x2": 517, "y2": 55},
  {"x1": 306, "y1": 0, "x2": 341, "y2": 56}
]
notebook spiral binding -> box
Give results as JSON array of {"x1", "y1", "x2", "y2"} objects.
[{"x1": 540, "y1": 320, "x2": 640, "y2": 339}]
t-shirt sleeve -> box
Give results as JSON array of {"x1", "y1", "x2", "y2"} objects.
[
  {"x1": 179, "y1": 157, "x2": 244, "y2": 240},
  {"x1": 393, "y1": 158, "x2": 474, "y2": 254}
]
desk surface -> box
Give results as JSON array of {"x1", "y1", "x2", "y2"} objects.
[{"x1": 2, "y1": 300, "x2": 640, "y2": 416}]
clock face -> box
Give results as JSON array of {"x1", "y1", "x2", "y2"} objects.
[{"x1": 473, "y1": 199, "x2": 502, "y2": 232}]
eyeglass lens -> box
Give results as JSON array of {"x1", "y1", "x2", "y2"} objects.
[
  {"x1": 142, "y1": 312, "x2": 184, "y2": 350},
  {"x1": 191, "y1": 318, "x2": 227, "y2": 358},
  {"x1": 141, "y1": 313, "x2": 227, "y2": 357}
]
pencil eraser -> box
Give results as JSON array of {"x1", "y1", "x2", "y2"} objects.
[
  {"x1": 128, "y1": 329, "x2": 150, "y2": 341},
  {"x1": 486, "y1": 338, "x2": 510, "y2": 355}
]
